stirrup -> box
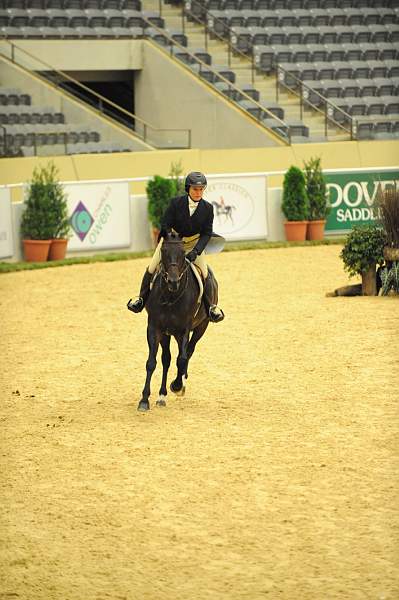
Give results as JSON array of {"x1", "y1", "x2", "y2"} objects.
[
  {"x1": 209, "y1": 305, "x2": 225, "y2": 323},
  {"x1": 127, "y1": 297, "x2": 144, "y2": 313}
]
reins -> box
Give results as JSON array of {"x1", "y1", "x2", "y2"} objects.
[{"x1": 159, "y1": 257, "x2": 191, "y2": 307}]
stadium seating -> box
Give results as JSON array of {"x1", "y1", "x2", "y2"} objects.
[
  {"x1": 1, "y1": 0, "x2": 398, "y2": 149},
  {"x1": 0, "y1": 86, "x2": 135, "y2": 156}
]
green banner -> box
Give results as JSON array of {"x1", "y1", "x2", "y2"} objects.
[{"x1": 325, "y1": 169, "x2": 399, "y2": 232}]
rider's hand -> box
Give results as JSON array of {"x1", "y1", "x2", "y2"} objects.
[{"x1": 186, "y1": 249, "x2": 198, "y2": 263}]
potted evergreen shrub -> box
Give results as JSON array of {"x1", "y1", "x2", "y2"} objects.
[
  {"x1": 20, "y1": 162, "x2": 70, "y2": 262},
  {"x1": 146, "y1": 175, "x2": 175, "y2": 247},
  {"x1": 281, "y1": 165, "x2": 309, "y2": 241},
  {"x1": 340, "y1": 225, "x2": 387, "y2": 296},
  {"x1": 169, "y1": 159, "x2": 185, "y2": 196},
  {"x1": 303, "y1": 156, "x2": 330, "y2": 241},
  {"x1": 146, "y1": 160, "x2": 185, "y2": 248}
]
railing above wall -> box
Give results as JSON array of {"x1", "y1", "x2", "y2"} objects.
[{"x1": 140, "y1": 21, "x2": 292, "y2": 145}]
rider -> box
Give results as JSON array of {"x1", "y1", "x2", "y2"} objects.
[{"x1": 127, "y1": 171, "x2": 224, "y2": 323}]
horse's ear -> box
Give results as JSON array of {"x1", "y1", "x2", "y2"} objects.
[{"x1": 158, "y1": 228, "x2": 170, "y2": 241}]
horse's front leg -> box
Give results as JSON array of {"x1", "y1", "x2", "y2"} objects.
[
  {"x1": 156, "y1": 334, "x2": 171, "y2": 407},
  {"x1": 138, "y1": 324, "x2": 160, "y2": 412},
  {"x1": 185, "y1": 320, "x2": 209, "y2": 379},
  {"x1": 170, "y1": 330, "x2": 190, "y2": 396}
]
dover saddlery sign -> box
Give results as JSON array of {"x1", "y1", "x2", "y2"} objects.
[
  {"x1": 325, "y1": 169, "x2": 399, "y2": 233},
  {"x1": 204, "y1": 175, "x2": 267, "y2": 241},
  {"x1": 65, "y1": 181, "x2": 131, "y2": 251}
]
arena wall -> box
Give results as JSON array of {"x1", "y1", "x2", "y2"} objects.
[{"x1": 1, "y1": 139, "x2": 397, "y2": 193}]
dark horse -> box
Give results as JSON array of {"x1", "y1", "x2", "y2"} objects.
[{"x1": 137, "y1": 232, "x2": 219, "y2": 412}]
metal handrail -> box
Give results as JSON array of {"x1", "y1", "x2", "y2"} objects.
[
  {"x1": 142, "y1": 21, "x2": 292, "y2": 144},
  {"x1": 0, "y1": 38, "x2": 192, "y2": 149},
  {"x1": 184, "y1": 0, "x2": 356, "y2": 140}
]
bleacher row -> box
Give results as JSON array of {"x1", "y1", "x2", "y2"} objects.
[
  {"x1": 1, "y1": 0, "x2": 399, "y2": 149},
  {"x1": 0, "y1": 7, "x2": 165, "y2": 37},
  {"x1": 0, "y1": 88, "x2": 133, "y2": 155},
  {"x1": 189, "y1": 0, "x2": 398, "y2": 10},
  {"x1": 0, "y1": 0, "x2": 141, "y2": 8}
]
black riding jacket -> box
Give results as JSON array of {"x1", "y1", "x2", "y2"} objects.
[{"x1": 161, "y1": 194, "x2": 214, "y2": 255}]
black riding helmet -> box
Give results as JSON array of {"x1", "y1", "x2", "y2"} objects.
[{"x1": 184, "y1": 171, "x2": 207, "y2": 192}]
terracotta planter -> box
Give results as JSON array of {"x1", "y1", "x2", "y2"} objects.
[
  {"x1": 383, "y1": 247, "x2": 399, "y2": 262},
  {"x1": 48, "y1": 238, "x2": 68, "y2": 261},
  {"x1": 307, "y1": 219, "x2": 326, "y2": 241},
  {"x1": 361, "y1": 263, "x2": 377, "y2": 296},
  {"x1": 151, "y1": 227, "x2": 160, "y2": 248},
  {"x1": 284, "y1": 221, "x2": 307, "y2": 242},
  {"x1": 23, "y1": 239, "x2": 51, "y2": 262}
]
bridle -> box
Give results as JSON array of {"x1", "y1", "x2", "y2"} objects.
[{"x1": 159, "y1": 241, "x2": 190, "y2": 305}]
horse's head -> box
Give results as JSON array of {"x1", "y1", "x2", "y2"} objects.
[{"x1": 161, "y1": 232, "x2": 187, "y2": 292}]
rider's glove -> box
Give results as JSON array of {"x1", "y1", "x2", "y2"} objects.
[{"x1": 186, "y1": 249, "x2": 198, "y2": 263}]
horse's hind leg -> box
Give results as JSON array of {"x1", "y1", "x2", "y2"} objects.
[
  {"x1": 156, "y1": 334, "x2": 171, "y2": 407},
  {"x1": 138, "y1": 325, "x2": 159, "y2": 412},
  {"x1": 170, "y1": 331, "x2": 189, "y2": 395}
]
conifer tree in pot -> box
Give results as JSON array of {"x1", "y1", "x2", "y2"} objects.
[
  {"x1": 21, "y1": 162, "x2": 70, "y2": 262},
  {"x1": 340, "y1": 225, "x2": 386, "y2": 296},
  {"x1": 303, "y1": 156, "x2": 330, "y2": 241},
  {"x1": 281, "y1": 165, "x2": 309, "y2": 241},
  {"x1": 146, "y1": 161, "x2": 185, "y2": 248},
  {"x1": 146, "y1": 175, "x2": 175, "y2": 247}
]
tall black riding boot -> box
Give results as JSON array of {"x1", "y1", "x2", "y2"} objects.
[
  {"x1": 203, "y1": 274, "x2": 225, "y2": 323},
  {"x1": 127, "y1": 269, "x2": 152, "y2": 313}
]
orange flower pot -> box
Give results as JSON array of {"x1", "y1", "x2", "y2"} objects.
[
  {"x1": 48, "y1": 238, "x2": 68, "y2": 261},
  {"x1": 307, "y1": 220, "x2": 326, "y2": 241},
  {"x1": 23, "y1": 239, "x2": 51, "y2": 262},
  {"x1": 284, "y1": 221, "x2": 307, "y2": 242}
]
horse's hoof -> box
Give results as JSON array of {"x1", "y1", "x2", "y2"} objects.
[
  {"x1": 137, "y1": 400, "x2": 150, "y2": 412},
  {"x1": 170, "y1": 383, "x2": 185, "y2": 397},
  {"x1": 156, "y1": 395, "x2": 167, "y2": 407}
]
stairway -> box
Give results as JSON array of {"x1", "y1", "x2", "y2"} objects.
[{"x1": 142, "y1": 0, "x2": 351, "y2": 143}]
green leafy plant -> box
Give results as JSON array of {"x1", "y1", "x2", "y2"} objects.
[
  {"x1": 20, "y1": 162, "x2": 69, "y2": 240},
  {"x1": 376, "y1": 186, "x2": 399, "y2": 248},
  {"x1": 146, "y1": 175, "x2": 175, "y2": 230},
  {"x1": 303, "y1": 156, "x2": 330, "y2": 221},
  {"x1": 379, "y1": 262, "x2": 399, "y2": 295},
  {"x1": 281, "y1": 165, "x2": 309, "y2": 221},
  {"x1": 340, "y1": 225, "x2": 387, "y2": 277},
  {"x1": 169, "y1": 159, "x2": 185, "y2": 196}
]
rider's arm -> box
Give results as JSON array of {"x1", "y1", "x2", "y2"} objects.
[{"x1": 193, "y1": 206, "x2": 213, "y2": 256}]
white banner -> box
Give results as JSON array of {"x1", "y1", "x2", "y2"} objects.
[
  {"x1": 0, "y1": 188, "x2": 14, "y2": 259},
  {"x1": 204, "y1": 175, "x2": 267, "y2": 240},
  {"x1": 65, "y1": 182, "x2": 131, "y2": 251}
]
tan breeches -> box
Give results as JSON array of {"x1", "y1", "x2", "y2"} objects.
[{"x1": 148, "y1": 235, "x2": 208, "y2": 278}]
